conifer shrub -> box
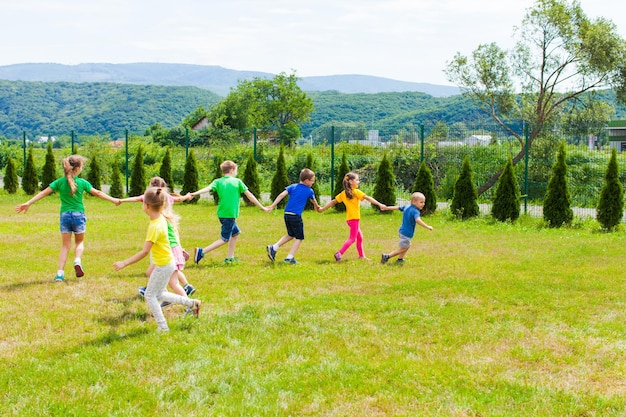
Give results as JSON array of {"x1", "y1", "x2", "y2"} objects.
[
  {"x1": 41, "y1": 141, "x2": 57, "y2": 190},
  {"x1": 159, "y1": 148, "x2": 174, "y2": 191},
  {"x1": 597, "y1": 148, "x2": 624, "y2": 231},
  {"x1": 491, "y1": 156, "x2": 520, "y2": 222},
  {"x1": 412, "y1": 160, "x2": 437, "y2": 216},
  {"x1": 86, "y1": 154, "x2": 102, "y2": 191},
  {"x1": 270, "y1": 146, "x2": 290, "y2": 209},
  {"x1": 543, "y1": 142, "x2": 573, "y2": 227},
  {"x1": 305, "y1": 153, "x2": 321, "y2": 211},
  {"x1": 242, "y1": 152, "x2": 261, "y2": 206},
  {"x1": 4, "y1": 158, "x2": 18, "y2": 194},
  {"x1": 210, "y1": 155, "x2": 223, "y2": 205},
  {"x1": 332, "y1": 153, "x2": 350, "y2": 212},
  {"x1": 129, "y1": 146, "x2": 146, "y2": 196},
  {"x1": 373, "y1": 153, "x2": 396, "y2": 213},
  {"x1": 110, "y1": 161, "x2": 124, "y2": 198},
  {"x1": 22, "y1": 147, "x2": 39, "y2": 195},
  {"x1": 182, "y1": 149, "x2": 199, "y2": 204},
  {"x1": 450, "y1": 156, "x2": 480, "y2": 219}
]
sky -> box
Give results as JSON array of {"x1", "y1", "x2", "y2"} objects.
[{"x1": 1, "y1": 0, "x2": 625, "y2": 86}]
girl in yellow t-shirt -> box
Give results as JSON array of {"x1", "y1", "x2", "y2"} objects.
[
  {"x1": 114, "y1": 187, "x2": 201, "y2": 332},
  {"x1": 318, "y1": 172, "x2": 386, "y2": 261}
]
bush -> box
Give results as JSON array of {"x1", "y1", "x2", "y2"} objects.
[
  {"x1": 22, "y1": 147, "x2": 39, "y2": 195},
  {"x1": 596, "y1": 148, "x2": 624, "y2": 231},
  {"x1": 182, "y1": 149, "x2": 200, "y2": 204},
  {"x1": 129, "y1": 146, "x2": 146, "y2": 197},
  {"x1": 491, "y1": 156, "x2": 520, "y2": 222},
  {"x1": 41, "y1": 141, "x2": 56, "y2": 190},
  {"x1": 4, "y1": 157, "x2": 18, "y2": 194},
  {"x1": 332, "y1": 153, "x2": 350, "y2": 212},
  {"x1": 210, "y1": 155, "x2": 223, "y2": 205},
  {"x1": 242, "y1": 152, "x2": 261, "y2": 206},
  {"x1": 412, "y1": 160, "x2": 437, "y2": 216},
  {"x1": 543, "y1": 142, "x2": 573, "y2": 227},
  {"x1": 159, "y1": 148, "x2": 174, "y2": 191},
  {"x1": 270, "y1": 146, "x2": 290, "y2": 209},
  {"x1": 372, "y1": 153, "x2": 396, "y2": 212},
  {"x1": 110, "y1": 161, "x2": 124, "y2": 198},
  {"x1": 450, "y1": 156, "x2": 479, "y2": 219},
  {"x1": 86, "y1": 154, "x2": 102, "y2": 191}
]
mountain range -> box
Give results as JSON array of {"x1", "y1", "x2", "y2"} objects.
[{"x1": 0, "y1": 63, "x2": 460, "y2": 97}]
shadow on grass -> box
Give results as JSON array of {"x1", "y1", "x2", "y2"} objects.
[
  {"x1": 81, "y1": 327, "x2": 150, "y2": 348},
  {"x1": 1, "y1": 278, "x2": 56, "y2": 291}
]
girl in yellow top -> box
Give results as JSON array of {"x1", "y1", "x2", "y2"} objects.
[
  {"x1": 319, "y1": 172, "x2": 386, "y2": 261},
  {"x1": 114, "y1": 187, "x2": 200, "y2": 332}
]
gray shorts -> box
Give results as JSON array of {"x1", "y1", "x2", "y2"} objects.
[{"x1": 398, "y1": 233, "x2": 412, "y2": 249}]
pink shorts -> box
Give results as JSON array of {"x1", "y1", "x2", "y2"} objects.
[{"x1": 172, "y1": 245, "x2": 186, "y2": 271}]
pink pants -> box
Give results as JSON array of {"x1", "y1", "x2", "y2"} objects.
[{"x1": 338, "y1": 219, "x2": 364, "y2": 257}]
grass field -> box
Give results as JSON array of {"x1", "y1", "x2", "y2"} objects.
[{"x1": 1, "y1": 192, "x2": 626, "y2": 416}]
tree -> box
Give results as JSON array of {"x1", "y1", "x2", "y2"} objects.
[
  {"x1": 270, "y1": 146, "x2": 290, "y2": 208},
  {"x1": 129, "y1": 146, "x2": 146, "y2": 196},
  {"x1": 242, "y1": 152, "x2": 261, "y2": 206},
  {"x1": 22, "y1": 147, "x2": 39, "y2": 195},
  {"x1": 445, "y1": 0, "x2": 626, "y2": 195},
  {"x1": 304, "y1": 153, "x2": 321, "y2": 211},
  {"x1": 491, "y1": 156, "x2": 521, "y2": 222},
  {"x1": 182, "y1": 150, "x2": 199, "y2": 204},
  {"x1": 450, "y1": 156, "x2": 480, "y2": 219},
  {"x1": 4, "y1": 158, "x2": 18, "y2": 194},
  {"x1": 412, "y1": 161, "x2": 437, "y2": 216},
  {"x1": 41, "y1": 141, "x2": 56, "y2": 190},
  {"x1": 110, "y1": 161, "x2": 124, "y2": 198},
  {"x1": 372, "y1": 153, "x2": 396, "y2": 212},
  {"x1": 159, "y1": 148, "x2": 174, "y2": 191},
  {"x1": 332, "y1": 153, "x2": 350, "y2": 212},
  {"x1": 543, "y1": 142, "x2": 573, "y2": 227},
  {"x1": 86, "y1": 154, "x2": 102, "y2": 191},
  {"x1": 596, "y1": 148, "x2": 624, "y2": 231}
]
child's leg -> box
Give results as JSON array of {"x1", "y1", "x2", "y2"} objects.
[
  {"x1": 145, "y1": 264, "x2": 176, "y2": 331},
  {"x1": 226, "y1": 234, "x2": 238, "y2": 258},
  {"x1": 287, "y1": 239, "x2": 302, "y2": 258},
  {"x1": 145, "y1": 263, "x2": 155, "y2": 277},
  {"x1": 388, "y1": 246, "x2": 409, "y2": 259},
  {"x1": 73, "y1": 232, "x2": 85, "y2": 261},
  {"x1": 202, "y1": 238, "x2": 227, "y2": 254},
  {"x1": 177, "y1": 270, "x2": 189, "y2": 287},
  {"x1": 355, "y1": 225, "x2": 364, "y2": 257},
  {"x1": 168, "y1": 270, "x2": 187, "y2": 297},
  {"x1": 58, "y1": 233, "x2": 72, "y2": 271},
  {"x1": 275, "y1": 235, "x2": 293, "y2": 249},
  {"x1": 338, "y1": 220, "x2": 360, "y2": 255}
]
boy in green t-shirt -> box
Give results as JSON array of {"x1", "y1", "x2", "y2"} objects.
[{"x1": 190, "y1": 160, "x2": 268, "y2": 264}]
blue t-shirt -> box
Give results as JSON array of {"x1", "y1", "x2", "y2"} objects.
[
  {"x1": 398, "y1": 204, "x2": 421, "y2": 238},
  {"x1": 283, "y1": 183, "x2": 315, "y2": 216}
]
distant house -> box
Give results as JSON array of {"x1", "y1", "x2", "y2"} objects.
[
  {"x1": 607, "y1": 120, "x2": 626, "y2": 152},
  {"x1": 191, "y1": 116, "x2": 210, "y2": 131},
  {"x1": 109, "y1": 140, "x2": 124, "y2": 148},
  {"x1": 438, "y1": 134, "x2": 492, "y2": 148},
  {"x1": 37, "y1": 136, "x2": 55, "y2": 143}
]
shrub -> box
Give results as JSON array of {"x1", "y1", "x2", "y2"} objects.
[
  {"x1": 450, "y1": 156, "x2": 479, "y2": 219},
  {"x1": 543, "y1": 142, "x2": 573, "y2": 227},
  {"x1": 182, "y1": 149, "x2": 200, "y2": 204},
  {"x1": 210, "y1": 155, "x2": 223, "y2": 205},
  {"x1": 491, "y1": 156, "x2": 520, "y2": 222},
  {"x1": 412, "y1": 160, "x2": 437, "y2": 216},
  {"x1": 596, "y1": 148, "x2": 624, "y2": 231},
  {"x1": 270, "y1": 146, "x2": 290, "y2": 209},
  {"x1": 110, "y1": 161, "x2": 124, "y2": 198},
  {"x1": 372, "y1": 153, "x2": 396, "y2": 212},
  {"x1": 22, "y1": 147, "x2": 39, "y2": 195},
  {"x1": 129, "y1": 146, "x2": 146, "y2": 197},
  {"x1": 242, "y1": 152, "x2": 261, "y2": 206},
  {"x1": 332, "y1": 153, "x2": 350, "y2": 212},
  {"x1": 86, "y1": 154, "x2": 102, "y2": 191},
  {"x1": 4, "y1": 157, "x2": 18, "y2": 194},
  {"x1": 159, "y1": 148, "x2": 174, "y2": 191},
  {"x1": 41, "y1": 141, "x2": 57, "y2": 190}
]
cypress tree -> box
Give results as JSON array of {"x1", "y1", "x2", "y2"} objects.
[
  {"x1": 304, "y1": 153, "x2": 321, "y2": 211},
  {"x1": 270, "y1": 145, "x2": 290, "y2": 209},
  {"x1": 182, "y1": 149, "x2": 200, "y2": 204},
  {"x1": 41, "y1": 140, "x2": 57, "y2": 190},
  {"x1": 597, "y1": 148, "x2": 624, "y2": 231},
  {"x1": 129, "y1": 146, "x2": 146, "y2": 196},
  {"x1": 22, "y1": 147, "x2": 39, "y2": 195},
  {"x1": 543, "y1": 142, "x2": 573, "y2": 227},
  {"x1": 491, "y1": 156, "x2": 520, "y2": 222},
  {"x1": 211, "y1": 155, "x2": 223, "y2": 205},
  {"x1": 332, "y1": 153, "x2": 350, "y2": 212},
  {"x1": 110, "y1": 161, "x2": 124, "y2": 198},
  {"x1": 159, "y1": 148, "x2": 174, "y2": 191},
  {"x1": 373, "y1": 153, "x2": 396, "y2": 213},
  {"x1": 242, "y1": 152, "x2": 261, "y2": 206},
  {"x1": 450, "y1": 156, "x2": 480, "y2": 219},
  {"x1": 86, "y1": 154, "x2": 102, "y2": 191},
  {"x1": 4, "y1": 158, "x2": 18, "y2": 194},
  {"x1": 412, "y1": 160, "x2": 437, "y2": 216}
]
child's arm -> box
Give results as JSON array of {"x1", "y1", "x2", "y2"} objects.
[
  {"x1": 190, "y1": 185, "x2": 213, "y2": 197},
  {"x1": 244, "y1": 190, "x2": 270, "y2": 212},
  {"x1": 90, "y1": 188, "x2": 120, "y2": 205},
  {"x1": 117, "y1": 196, "x2": 143, "y2": 204},
  {"x1": 269, "y1": 190, "x2": 288, "y2": 210},
  {"x1": 170, "y1": 194, "x2": 189, "y2": 203},
  {"x1": 417, "y1": 218, "x2": 434, "y2": 231},
  {"x1": 15, "y1": 187, "x2": 53, "y2": 213},
  {"x1": 113, "y1": 241, "x2": 152, "y2": 271},
  {"x1": 363, "y1": 195, "x2": 386, "y2": 210},
  {"x1": 311, "y1": 198, "x2": 321, "y2": 212},
  {"x1": 318, "y1": 198, "x2": 337, "y2": 213},
  {"x1": 381, "y1": 205, "x2": 400, "y2": 211}
]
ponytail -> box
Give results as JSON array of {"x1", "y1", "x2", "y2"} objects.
[
  {"x1": 343, "y1": 172, "x2": 357, "y2": 199},
  {"x1": 62, "y1": 155, "x2": 86, "y2": 196}
]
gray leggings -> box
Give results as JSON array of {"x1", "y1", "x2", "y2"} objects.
[{"x1": 144, "y1": 262, "x2": 194, "y2": 331}]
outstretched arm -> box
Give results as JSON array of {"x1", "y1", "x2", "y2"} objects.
[
  {"x1": 364, "y1": 195, "x2": 386, "y2": 210},
  {"x1": 114, "y1": 241, "x2": 152, "y2": 271},
  {"x1": 382, "y1": 205, "x2": 400, "y2": 211},
  {"x1": 244, "y1": 190, "x2": 269, "y2": 212},
  {"x1": 90, "y1": 188, "x2": 119, "y2": 205},
  {"x1": 117, "y1": 196, "x2": 143, "y2": 204},
  {"x1": 318, "y1": 198, "x2": 337, "y2": 213},
  {"x1": 269, "y1": 190, "x2": 288, "y2": 211},
  {"x1": 15, "y1": 187, "x2": 54, "y2": 213},
  {"x1": 190, "y1": 185, "x2": 213, "y2": 197},
  {"x1": 417, "y1": 218, "x2": 433, "y2": 231}
]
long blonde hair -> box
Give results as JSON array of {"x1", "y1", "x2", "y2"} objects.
[
  {"x1": 342, "y1": 172, "x2": 358, "y2": 199},
  {"x1": 146, "y1": 178, "x2": 180, "y2": 230},
  {"x1": 62, "y1": 155, "x2": 86, "y2": 196}
]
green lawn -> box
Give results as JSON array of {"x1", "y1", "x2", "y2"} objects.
[{"x1": 1, "y1": 193, "x2": 626, "y2": 416}]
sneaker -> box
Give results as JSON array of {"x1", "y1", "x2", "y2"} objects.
[
  {"x1": 191, "y1": 300, "x2": 201, "y2": 318},
  {"x1": 381, "y1": 254, "x2": 390, "y2": 264},
  {"x1": 266, "y1": 245, "x2": 277, "y2": 262},
  {"x1": 74, "y1": 262, "x2": 84, "y2": 277},
  {"x1": 161, "y1": 301, "x2": 172, "y2": 308},
  {"x1": 138, "y1": 286, "x2": 147, "y2": 297},
  {"x1": 334, "y1": 252, "x2": 342, "y2": 262},
  {"x1": 224, "y1": 257, "x2": 239, "y2": 264},
  {"x1": 395, "y1": 259, "x2": 405, "y2": 265},
  {"x1": 359, "y1": 256, "x2": 371, "y2": 261},
  {"x1": 54, "y1": 274, "x2": 64, "y2": 282},
  {"x1": 184, "y1": 284, "x2": 196, "y2": 296},
  {"x1": 284, "y1": 258, "x2": 297, "y2": 264},
  {"x1": 194, "y1": 247, "x2": 204, "y2": 264}
]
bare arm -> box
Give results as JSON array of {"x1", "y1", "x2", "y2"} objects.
[
  {"x1": 244, "y1": 190, "x2": 269, "y2": 212},
  {"x1": 417, "y1": 218, "x2": 433, "y2": 231},
  {"x1": 269, "y1": 190, "x2": 288, "y2": 210},
  {"x1": 90, "y1": 188, "x2": 119, "y2": 205},
  {"x1": 382, "y1": 205, "x2": 400, "y2": 211},
  {"x1": 363, "y1": 195, "x2": 386, "y2": 210},
  {"x1": 190, "y1": 185, "x2": 213, "y2": 197},
  {"x1": 118, "y1": 196, "x2": 143, "y2": 204},
  {"x1": 113, "y1": 240, "x2": 152, "y2": 271},
  {"x1": 318, "y1": 198, "x2": 337, "y2": 213},
  {"x1": 15, "y1": 187, "x2": 54, "y2": 213}
]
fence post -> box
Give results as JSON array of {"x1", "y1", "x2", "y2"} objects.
[
  {"x1": 71, "y1": 131, "x2": 75, "y2": 154},
  {"x1": 524, "y1": 122, "x2": 529, "y2": 215},
  {"x1": 125, "y1": 129, "x2": 129, "y2": 196},
  {"x1": 330, "y1": 126, "x2": 335, "y2": 195},
  {"x1": 420, "y1": 123, "x2": 425, "y2": 163},
  {"x1": 22, "y1": 132, "x2": 26, "y2": 169}
]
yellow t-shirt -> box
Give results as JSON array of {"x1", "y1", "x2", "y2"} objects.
[
  {"x1": 145, "y1": 215, "x2": 173, "y2": 266},
  {"x1": 335, "y1": 188, "x2": 365, "y2": 220}
]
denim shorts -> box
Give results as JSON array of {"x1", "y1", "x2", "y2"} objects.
[
  {"x1": 60, "y1": 211, "x2": 87, "y2": 234},
  {"x1": 219, "y1": 218, "x2": 240, "y2": 242}
]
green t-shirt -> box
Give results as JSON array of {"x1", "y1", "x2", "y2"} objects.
[
  {"x1": 209, "y1": 176, "x2": 247, "y2": 218},
  {"x1": 49, "y1": 177, "x2": 93, "y2": 213}
]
